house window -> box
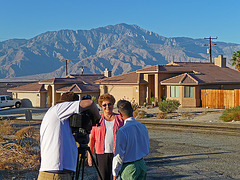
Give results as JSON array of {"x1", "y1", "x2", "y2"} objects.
[
  {"x1": 184, "y1": 86, "x2": 193, "y2": 98},
  {"x1": 170, "y1": 86, "x2": 179, "y2": 97}
]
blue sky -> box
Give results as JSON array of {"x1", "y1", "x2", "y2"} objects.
[{"x1": 1, "y1": 0, "x2": 240, "y2": 44}]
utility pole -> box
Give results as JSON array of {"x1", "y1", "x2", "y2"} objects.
[
  {"x1": 60, "y1": 59, "x2": 72, "y2": 76},
  {"x1": 204, "y1": 36, "x2": 217, "y2": 63}
]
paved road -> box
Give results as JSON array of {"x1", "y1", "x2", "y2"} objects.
[
  {"x1": 74, "y1": 128, "x2": 240, "y2": 180},
  {"x1": 146, "y1": 129, "x2": 240, "y2": 180}
]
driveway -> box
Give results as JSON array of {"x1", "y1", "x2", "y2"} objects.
[{"x1": 0, "y1": 107, "x2": 48, "y2": 120}]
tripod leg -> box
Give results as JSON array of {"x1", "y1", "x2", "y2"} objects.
[
  {"x1": 75, "y1": 154, "x2": 81, "y2": 180},
  {"x1": 79, "y1": 154, "x2": 85, "y2": 180},
  {"x1": 76, "y1": 151, "x2": 84, "y2": 180},
  {"x1": 81, "y1": 150, "x2": 86, "y2": 180},
  {"x1": 87, "y1": 149, "x2": 103, "y2": 180}
]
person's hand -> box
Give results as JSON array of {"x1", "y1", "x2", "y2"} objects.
[
  {"x1": 88, "y1": 158, "x2": 93, "y2": 166},
  {"x1": 87, "y1": 154, "x2": 93, "y2": 166},
  {"x1": 80, "y1": 100, "x2": 100, "y2": 124},
  {"x1": 113, "y1": 176, "x2": 117, "y2": 180}
]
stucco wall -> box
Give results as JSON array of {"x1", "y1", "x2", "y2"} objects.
[
  {"x1": 13, "y1": 92, "x2": 40, "y2": 107},
  {"x1": 166, "y1": 86, "x2": 198, "y2": 107},
  {"x1": 100, "y1": 84, "x2": 139, "y2": 105}
]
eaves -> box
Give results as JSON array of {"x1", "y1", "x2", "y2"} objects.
[
  {"x1": 160, "y1": 82, "x2": 199, "y2": 86},
  {"x1": 7, "y1": 90, "x2": 47, "y2": 93},
  {"x1": 95, "y1": 82, "x2": 149, "y2": 85},
  {"x1": 200, "y1": 82, "x2": 240, "y2": 85}
]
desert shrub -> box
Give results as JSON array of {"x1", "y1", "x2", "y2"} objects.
[
  {"x1": 130, "y1": 99, "x2": 139, "y2": 111},
  {"x1": 159, "y1": 100, "x2": 181, "y2": 113},
  {"x1": 133, "y1": 110, "x2": 146, "y2": 119},
  {"x1": 15, "y1": 126, "x2": 35, "y2": 139},
  {"x1": 0, "y1": 124, "x2": 40, "y2": 171},
  {"x1": 220, "y1": 106, "x2": 240, "y2": 122},
  {"x1": 181, "y1": 112, "x2": 192, "y2": 118},
  {"x1": 120, "y1": 97, "x2": 139, "y2": 111},
  {"x1": 133, "y1": 109, "x2": 139, "y2": 117},
  {"x1": 0, "y1": 120, "x2": 14, "y2": 141},
  {"x1": 137, "y1": 110, "x2": 146, "y2": 119},
  {"x1": 0, "y1": 143, "x2": 40, "y2": 171},
  {"x1": 156, "y1": 112, "x2": 168, "y2": 119}
]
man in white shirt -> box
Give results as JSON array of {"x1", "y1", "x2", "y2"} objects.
[
  {"x1": 38, "y1": 92, "x2": 100, "y2": 180},
  {"x1": 112, "y1": 100, "x2": 150, "y2": 180}
]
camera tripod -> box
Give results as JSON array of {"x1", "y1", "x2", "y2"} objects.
[{"x1": 74, "y1": 144, "x2": 103, "y2": 180}]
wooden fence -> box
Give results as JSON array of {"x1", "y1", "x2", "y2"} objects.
[{"x1": 201, "y1": 89, "x2": 240, "y2": 109}]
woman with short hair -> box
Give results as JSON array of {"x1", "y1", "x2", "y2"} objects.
[{"x1": 88, "y1": 93, "x2": 124, "y2": 180}]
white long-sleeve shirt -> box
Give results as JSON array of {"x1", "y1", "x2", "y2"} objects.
[
  {"x1": 112, "y1": 117, "x2": 150, "y2": 176},
  {"x1": 40, "y1": 101, "x2": 80, "y2": 172}
]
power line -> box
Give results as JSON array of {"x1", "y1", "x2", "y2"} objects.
[{"x1": 204, "y1": 36, "x2": 217, "y2": 63}]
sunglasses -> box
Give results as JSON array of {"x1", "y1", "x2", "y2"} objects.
[{"x1": 102, "y1": 103, "x2": 113, "y2": 107}]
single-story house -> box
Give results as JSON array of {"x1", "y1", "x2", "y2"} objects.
[
  {"x1": 8, "y1": 74, "x2": 105, "y2": 107},
  {"x1": 95, "y1": 55, "x2": 240, "y2": 107}
]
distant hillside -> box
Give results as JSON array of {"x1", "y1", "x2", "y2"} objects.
[{"x1": 0, "y1": 23, "x2": 240, "y2": 79}]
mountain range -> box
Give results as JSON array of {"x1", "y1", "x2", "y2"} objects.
[{"x1": 0, "y1": 23, "x2": 240, "y2": 80}]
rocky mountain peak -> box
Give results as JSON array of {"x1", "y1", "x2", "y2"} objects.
[{"x1": 0, "y1": 23, "x2": 239, "y2": 79}]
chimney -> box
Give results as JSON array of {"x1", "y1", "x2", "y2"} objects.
[
  {"x1": 104, "y1": 68, "x2": 112, "y2": 77},
  {"x1": 214, "y1": 54, "x2": 226, "y2": 68}
]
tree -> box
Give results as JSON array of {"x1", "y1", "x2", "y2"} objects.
[{"x1": 231, "y1": 50, "x2": 240, "y2": 71}]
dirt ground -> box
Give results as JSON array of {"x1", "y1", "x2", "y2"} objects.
[
  {"x1": 0, "y1": 106, "x2": 235, "y2": 179},
  {"x1": 124, "y1": 106, "x2": 227, "y2": 124}
]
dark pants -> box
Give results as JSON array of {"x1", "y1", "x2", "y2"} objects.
[{"x1": 96, "y1": 153, "x2": 114, "y2": 180}]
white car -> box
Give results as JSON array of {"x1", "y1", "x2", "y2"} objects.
[{"x1": 0, "y1": 95, "x2": 21, "y2": 108}]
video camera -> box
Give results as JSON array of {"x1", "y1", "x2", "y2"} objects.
[
  {"x1": 69, "y1": 110, "x2": 100, "y2": 144},
  {"x1": 69, "y1": 94, "x2": 100, "y2": 145}
]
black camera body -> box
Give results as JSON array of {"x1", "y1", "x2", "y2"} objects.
[{"x1": 69, "y1": 110, "x2": 99, "y2": 144}]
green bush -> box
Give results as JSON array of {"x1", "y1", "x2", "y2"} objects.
[
  {"x1": 161, "y1": 96, "x2": 166, "y2": 101},
  {"x1": 91, "y1": 96, "x2": 96, "y2": 102},
  {"x1": 150, "y1": 96, "x2": 155, "y2": 102},
  {"x1": 220, "y1": 106, "x2": 240, "y2": 122},
  {"x1": 159, "y1": 99, "x2": 181, "y2": 113}
]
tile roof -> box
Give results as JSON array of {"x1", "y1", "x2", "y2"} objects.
[
  {"x1": 56, "y1": 83, "x2": 100, "y2": 93},
  {"x1": 94, "y1": 71, "x2": 148, "y2": 84},
  {"x1": 39, "y1": 74, "x2": 105, "y2": 85},
  {"x1": 7, "y1": 74, "x2": 104, "y2": 93},
  {"x1": 7, "y1": 82, "x2": 46, "y2": 92},
  {"x1": 0, "y1": 82, "x2": 32, "y2": 95},
  {"x1": 136, "y1": 65, "x2": 159, "y2": 72},
  {"x1": 161, "y1": 73, "x2": 199, "y2": 85},
  {"x1": 136, "y1": 62, "x2": 240, "y2": 85},
  {"x1": 177, "y1": 63, "x2": 240, "y2": 84}
]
